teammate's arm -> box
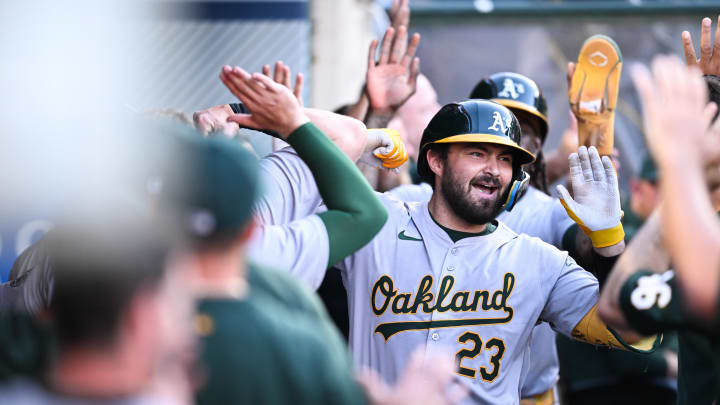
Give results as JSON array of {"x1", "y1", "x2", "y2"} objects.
[
  {"x1": 632, "y1": 54, "x2": 720, "y2": 321},
  {"x1": 221, "y1": 66, "x2": 388, "y2": 267},
  {"x1": 597, "y1": 209, "x2": 670, "y2": 334}
]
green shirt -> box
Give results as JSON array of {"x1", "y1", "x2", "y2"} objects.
[
  {"x1": 619, "y1": 269, "x2": 720, "y2": 405},
  {"x1": 196, "y1": 265, "x2": 366, "y2": 405}
]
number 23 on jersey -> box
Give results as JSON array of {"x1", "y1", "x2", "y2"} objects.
[{"x1": 455, "y1": 331, "x2": 505, "y2": 382}]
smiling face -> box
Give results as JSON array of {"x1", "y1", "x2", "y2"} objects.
[{"x1": 430, "y1": 142, "x2": 514, "y2": 225}]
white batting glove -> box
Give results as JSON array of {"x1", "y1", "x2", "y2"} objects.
[
  {"x1": 360, "y1": 128, "x2": 408, "y2": 169},
  {"x1": 556, "y1": 145, "x2": 624, "y2": 248}
]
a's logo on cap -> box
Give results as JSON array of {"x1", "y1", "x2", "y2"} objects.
[
  {"x1": 497, "y1": 78, "x2": 525, "y2": 99},
  {"x1": 488, "y1": 111, "x2": 508, "y2": 132}
]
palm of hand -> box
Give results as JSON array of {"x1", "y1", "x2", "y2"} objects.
[
  {"x1": 571, "y1": 177, "x2": 620, "y2": 230},
  {"x1": 367, "y1": 64, "x2": 413, "y2": 110}
]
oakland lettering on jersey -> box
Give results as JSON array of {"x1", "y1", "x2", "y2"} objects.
[{"x1": 372, "y1": 273, "x2": 515, "y2": 340}]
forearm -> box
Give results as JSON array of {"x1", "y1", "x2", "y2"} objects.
[
  {"x1": 562, "y1": 225, "x2": 623, "y2": 285},
  {"x1": 660, "y1": 158, "x2": 720, "y2": 319},
  {"x1": 303, "y1": 108, "x2": 368, "y2": 162},
  {"x1": 286, "y1": 123, "x2": 388, "y2": 267},
  {"x1": 598, "y1": 210, "x2": 669, "y2": 330},
  {"x1": 364, "y1": 108, "x2": 395, "y2": 130}
]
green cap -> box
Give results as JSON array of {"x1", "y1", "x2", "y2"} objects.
[
  {"x1": 151, "y1": 124, "x2": 260, "y2": 241},
  {"x1": 637, "y1": 154, "x2": 657, "y2": 184}
]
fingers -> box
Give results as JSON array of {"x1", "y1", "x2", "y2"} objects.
[
  {"x1": 700, "y1": 17, "x2": 713, "y2": 68},
  {"x1": 293, "y1": 73, "x2": 304, "y2": 104},
  {"x1": 588, "y1": 146, "x2": 606, "y2": 182},
  {"x1": 273, "y1": 61, "x2": 285, "y2": 84},
  {"x1": 390, "y1": 0, "x2": 410, "y2": 29},
  {"x1": 226, "y1": 113, "x2": 256, "y2": 128},
  {"x1": 379, "y1": 27, "x2": 395, "y2": 65},
  {"x1": 401, "y1": 32, "x2": 421, "y2": 68},
  {"x1": 408, "y1": 57, "x2": 420, "y2": 89},
  {"x1": 281, "y1": 64, "x2": 292, "y2": 89},
  {"x1": 601, "y1": 155, "x2": 619, "y2": 191},
  {"x1": 555, "y1": 184, "x2": 574, "y2": 206},
  {"x1": 251, "y1": 72, "x2": 282, "y2": 93},
  {"x1": 262, "y1": 64, "x2": 271, "y2": 77},
  {"x1": 367, "y1": 39, "x2": 378, "y2": 71},
  {"x1": 567, "y1": 61, "x2": 576, "y2": 89},
  {"x1": 578, "y1": 146, "x2": 594, "y2": 182},
  {"x1": 221, "y1": 66, "x2": 260, "y2": 105},
  {"x1": 631, "y1": 63, "x2": 656, "y2": 121},
  {"x1": 390, "y1": 25, "x2": 408, "y2": 64},
  {"x1": 682, "y1": 31, "x2": 698, "y2": 67}
]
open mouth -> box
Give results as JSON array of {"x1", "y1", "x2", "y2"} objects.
[{"x1": 471, "y1": 182, "x2": 499, "y2": 196}]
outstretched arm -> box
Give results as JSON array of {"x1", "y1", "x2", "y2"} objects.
[
  {"x1": 221, "y1": 66, "x2": 388, "y2": 267},
  {"x1": 597, "y1": 209, "x2": 670, "y2": 334},
  {"x1": 632, "y1": 53, "x2": 720, "y2": 321}
]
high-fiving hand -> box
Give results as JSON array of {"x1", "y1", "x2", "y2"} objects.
[
  {"x1": 682, "y1": 16, "x2": 720, "y2": 76},
  {"x1": 365, "y1": 26, "x2": 421, "y2": 113},
  {"x1": 220, "y1": 66, "x2": 309, "y2": 139},
  {"x1": 631, "y1": 55, "x2": 720, "y2": 168},
  {"x1": 556, "y1": 146, "x2": 624, "y2": 248}
]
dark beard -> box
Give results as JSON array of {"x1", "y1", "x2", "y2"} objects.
[{"x1": 440, "y1": 167, "x2": 508, "y2": 225}]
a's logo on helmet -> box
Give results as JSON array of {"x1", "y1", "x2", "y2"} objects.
[
  {"x1": 488, "y1": 111, "x2": 507, "y2": 132},
  {"x1": 497, "y1": 78, "x2": 525, "y2": 99}
]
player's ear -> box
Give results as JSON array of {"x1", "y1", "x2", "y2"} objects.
[{"x1": 426, "y1": 146, "x2": 445, "y2": 180}]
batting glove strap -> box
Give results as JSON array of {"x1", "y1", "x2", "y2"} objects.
[{"x1": 559, "y1": 198, "x2": 625, "y2": 248}]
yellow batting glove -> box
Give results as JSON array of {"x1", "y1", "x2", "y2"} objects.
[{"x1": 362, "y1": 129, "x2": 409, "y2": 170}]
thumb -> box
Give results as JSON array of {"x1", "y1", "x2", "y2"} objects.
[
  {"x1": 555, "y1": 184, "x2": 575, "y2": 207},
  {"x1": 227, "y1": 114, "x2": 257, "y2": 129}
]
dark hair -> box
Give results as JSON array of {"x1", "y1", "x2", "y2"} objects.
[
  {"x1": 49, "y1": 214, "x2": 169, "y2": 350},
  {"x1": 706, "y1": 75, "x2": 720, "y2": 121}
]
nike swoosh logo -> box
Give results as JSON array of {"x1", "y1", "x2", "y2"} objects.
[{"x1": 398, "y1": 230, "x2": 423, "y2": 241}]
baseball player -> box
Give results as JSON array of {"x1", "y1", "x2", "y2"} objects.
[
  {"x1": 251, "y1": 96, "x2": 657, "y2": 404},
  {"x1": 388, "y1": 72, "x2": 627, "y2": 404}
]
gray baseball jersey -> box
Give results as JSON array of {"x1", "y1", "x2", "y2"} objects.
[
  {"x1": 249, "y1": 148, "x2": 329, "y2": 290},
  {"x1": 338, "y1": 195, "x2": 597, "y2": 404},
  {"x1": 255, "y1": 150, "x2": 597, "y2": 403},
  {"x1": 387, "y1": 184, "x2": 575, "y2": 397}
]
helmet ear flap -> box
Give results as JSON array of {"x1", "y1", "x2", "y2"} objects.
[{"x1": 502, "y1": 170, "x2": 530, "y2": 212}]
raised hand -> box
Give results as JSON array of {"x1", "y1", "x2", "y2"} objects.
[
  {"x1": 220, "y1": 66, "x2": 309, "y2": 139},
  {"x1": 682, "y1": 16, "x2": 720, "y2": 76},
  {"x1": 631, "y1": 55, "x2": 719, "y2": 167},
  {"x1": 193, "y1": 104, "x2": 239, "y2": 137},
  {"x1": 389, "y1": 0, "x2": 410, "y2": 31},
  {"x1": 556, "y1": 146, "x2": 624, "y2": 248},
  {"x1": 365, "y1": 26, "x2": 421, "y2": 113},
  {"x1": 261, "y1": 60, "x2": 304, "y2": 107},
  {"x1": 357, "y1": 348, "x2": 467, "y2": 405}
]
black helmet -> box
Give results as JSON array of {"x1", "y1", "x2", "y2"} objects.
[
  {"x1": 470, "y1": 72, "x2": 548, "y2": 142},
  {"x1": 416, "y1": 100, "x2": 535, "y2": 211}
]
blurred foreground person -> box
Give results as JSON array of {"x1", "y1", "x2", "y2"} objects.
[
  {"x1": 599, "y1": 22, "x2": 720, "y2": 403},
  {"x1": 0, "y1": 212, "x2": 188, "y2": 405}
]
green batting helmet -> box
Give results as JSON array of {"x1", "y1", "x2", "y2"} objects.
[
  {"x1": 470, "y1": 72, "x2": 548, "y2": 142},
  {"x1": 416, "y1": 100, "x2": 535, "y2": 211}
]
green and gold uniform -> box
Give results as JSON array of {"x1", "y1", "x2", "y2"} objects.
[{"x1": 619, "y1": 270, "x2": 720, "y2": 404}]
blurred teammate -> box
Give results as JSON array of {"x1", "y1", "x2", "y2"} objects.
[
  {"x1": 0, "y1": 212, "x2": 189, "y2": 405},
  {"x1": 598, "y1": 17, "x2": 720, "y2": 404}
]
